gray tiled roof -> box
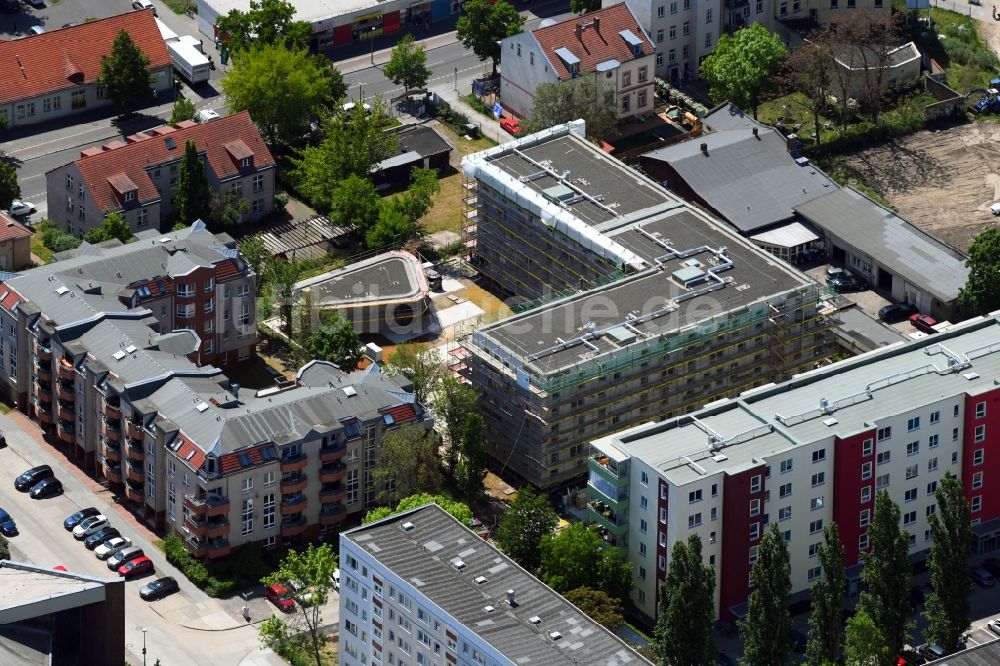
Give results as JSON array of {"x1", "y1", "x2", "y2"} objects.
[{"x1": 344, "y1": 504, "x2": 652, "y2": 666}]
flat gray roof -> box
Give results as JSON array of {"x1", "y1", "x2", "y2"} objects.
[
  {"x1": 295, "y1": 250, "x2": 427, "y2": 307},
  {"x1": 0, "y1": 561, "x2": 113, "y2": 623},
  {"x1": 794, "y1": 188, "x2": 968, "y2": 304},
  {"x1": 929, "y1": 639, "x2": 1000, "y2": 665},
  {"x1": 344, "y1": 503, "x2": 651, "y2": 666}
]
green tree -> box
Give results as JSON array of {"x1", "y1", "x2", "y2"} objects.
[
  {"x1": 783, "y1": 41, "x2": 834, "y2": 146},
  {"x1": 216, "y1": 0, "x2": 311, "y2": 53},
  {"x1": 291, "y1": 100, "x2": 397, "y2": 208},
  {"x1": 383, "y1": 34, "x2": 432, "y2": 93},
  {"x1": 563, "y1": 587, "x2": 624, "y2": 630},
  {"x1": 384, "y1": 342, "x2": 443, "y2": 406},
  {"x1": 0, "y1": 163, "x2": 21, "y2": 211},
  {"x1": 209, "y1": 190, "x2": 250, "y2": 227},
  {"x1": 959, "y1": 227, "x2": 1000, "y2": 317},
  {"x1": 362, "y1": 493, "x2": 473, "y2": 526},
  {"x1": 456, "y1": 0, "x2": 525, "y2": 75},
  {"x1": 237, "y1": 234, "x2": 267, "y2": 294},
  {"x1": 569, "y1": 0, "x2": 600, "y2": 13},
  {"x1": 807, "y1": 523, "x2": 846, "y2": 666},
  {"x1": 366, "y1": 198, "x2": 416, "y2": 249},
  {"x1": 433, "y1": 375, "x2": 479, "y2": 470},
  {"x1": 373, "y1": 425, "x2": 443, "y2": 504},
  {"x1": 522, "y1": 76, "x2": 619, "y2": 141},
  {"x1": 265, "y1": 258, "x2": 301, "y2": 336},
  {"x1": 171, "y1": 97, "x2": 197, "y2": 124},
  {"x1": 740, "y1": 523, "x2": 791, "y2": 666},
  {"x1": 222, "y1": 44, "x2": 334, "y2": 147},
  {"x1": 39, "y1": 220, "x2": 82, "y2": 251},
  {"x1": 305, "y1": 314, "x2": 363, "y2": 370},
  {"x1": 330, "y1": 175, "x2": 381, "y2": 236},
  {"x1": 98, "y1": 29, "x2": 153, "y2": 115},
  {"x1": 176, "y1": 140, "x2": 213, "y2": 225},
  {"x1": 83, "y1": 211, "x2": 133, "y2": 244},
  {"x1": 0, "y1": 534, "x2": 10, "y2": 560},
  {"x1": 652, "y1": 534, "x2": 715, "y2": 666},
  {"x1": 455, "y1": 413, "x2": 486, "y2": 501},
  {"x1": 539, "y1": 522, "x2": 633, "y2": 601},
  {"x1": 857, "y1": 490, "x2": 911, "y2": 661},
  {"x1": 394, "y1": 167, "x2": 441, "y2": 227},
  {"x1": 700, "y1": 23, "x2": 786, "y2": 118},
  {"x1": 924, "y1": 472, "x2": 972, "y2": 654},
  {"x1": 259, "y1": 543, "x2": 337, "y2": 666},
  {"x1": 494, "y1": 487, "x2": 558, "y2": 572},
  {"x1": 844, "y1": 610, "x2": 892, "y2": 666}
]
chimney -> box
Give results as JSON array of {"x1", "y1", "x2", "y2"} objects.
[
  {"x1": 700, "y1": 142, "x2": 708, "y2": 155},
  {"x1": 786, "y1": 133, "x2": 799, "y2": 151},
  {"x1": 506, "y1": 589, "x2": 517, "y2": 607},
  {"x1": 231, "y1": 383, "x2": 240, "y2": 400},
  {"x1": 593, "y1": 16, "x2": 600, "y2": 33},
  {"x1": 576, "y1": 23, "x2": 582, "y2": 40},
  {"x1": 752, "y1": 127, "x2": 759, "y2": 139}
]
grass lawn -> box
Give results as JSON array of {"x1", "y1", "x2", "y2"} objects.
[
  {"x1": 419, "y1": 123, "x2": 495, "y2": 237},
  {"x1": 31, "y1": 234, "x2": 52, "y2": 264},
  {"x1": 904, "y1": 7, "x2": 998, "y2": 92},
  {"x1": 161, "y1": 0, "x2": 196, "y2": 15}
]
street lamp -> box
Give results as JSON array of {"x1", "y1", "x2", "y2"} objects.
[
  {"x1": 141, "y1": 627, "x2": 148, "y2": 666},
  {"x1": 454, "y1": 67, "x2": 458, "y2": 92},
  {"x1": 369, "y1": 25, "x2": 377, "y2": 65}
]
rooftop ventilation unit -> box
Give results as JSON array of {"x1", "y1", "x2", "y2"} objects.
[
  {"x1": 484, "y1": 605, "x2": 495, "y2": 613},
  {"x1": 55, "y1": 286, "x2": 69, "y2": 295},
  {"x1": 529, "y1": 616, "x2": 542, "y2": 625},
  {"x1": 401, "y1": 521, "x2": 415, "y2": 531},
  {"x1": 474, "y1": 576, "x2": 487, "y2": 584},
  {"x1": 343, "y1": 386, "x2": 357, "y2": 397},
  {"x1": 506, "y1": 589, "x2": 517, "y2": 607},
  {"x1": 112, "y1": 350, "x2": 127, "y2": 361},
  {"x1": 823, "y1": 417, "x2": 839, "y2": 427},
  {"x1": 549, "y1": 631, "x2": 562, "y2": 641},
  {"x1": 195, "y1": 402, "x2": 209, "y2": 413},
  {"x1": 452, "y1": 559, "x2": 466, "y2": 570},
  {"x1": 542, "y1": 183, "x2": 576, "y2": 203},
  {"x1": 671, "y1": 266, "x2": 708, "y2": 287},
  {"x1": 124, "y1": 345, "x2": 137, "y2": 354},
  {"x1": 712, "y1": 453, "x2": 728, "y2": 462}
]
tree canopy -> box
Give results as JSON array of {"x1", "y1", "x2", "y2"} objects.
[
  {"x1": 858, "y1": 490, "x2": 912, "y2": 660},
  {"x1": 807, "y1": 523, "x2": 846, "y2": 666},
  {"x1": 924, "y1": 472, "x2": 972, "y2": 653},
  {"x1": 523, "y1": 76, "x2": 619, "y2": 141},
  {"x1": 563, "y1": 587, "x2": 624, "y2": 630},
  {"x1": 237, "y1": 234, "x2": 266, "y2": 294},
  {"x1": 362, "y1": 493, "x2": 473, "y2": 526},
  {"x1": 98, "y1": 29, "x2": 153, "y2": 115},
  {"x1": 740, "y1": 523, "x2": 791, "y2": 666},
  {"x1": 384, "y1": 342, "x2": 444, "y2": 406},
  {"x1": 305, "y1": 314, "x2": 363, "y2": 370},
  {"x1": 222, "y1": 44, "x2": 336, "y2": 147},
  {"x1": 652, "y1": 534, "x2": 715, "y2": 666},
  {"x1": 83, "y1": 211, "x2": 133, "y2": 245},
  {"x1": 330, "y1": 175, "x2": 381, "y2": 240},
  {"x1": 216, "y1": 0, "x2": 311, "y2": 53},
  {"x1": 170, "y1": 97, "x2": 197, "y2": 124},
  {"x1": 456, "y1": 0, "x2": 525, "y2": 75},
  {"x1": 539, "y1": 522, "x2": 633, "y2": 602},
  {"x1": 701, "y1": 23, "x2": 786, "y2": 118},
  {"x1": 569, "y1": 0, "x2": 600, "y2": 13},
  {"x1": 959, "y1": 227, "x2": 1000, "y2": 317},
  {"x1": 494, "y1": 487, "x2": 558, "y2": 572},
  {"x1": 176, "y1": 139, "x2": 213, "y2": 225},
  {"x1": 384, "y1": 34, "x2": 432, "y2": 93},
  {"x1": 0, "y1": 163, "x2": 21, "y2": 212},
  {"x1": 373, "y1": 425, "x2": 443, "y2": 505},
  {"x1": 844, "y1": 609, "x2": 892, "y2": 666},
  {"x1": 455, "y1": 412, "x2": 487, "y2": 501},
  {"x1": 782, "y1": 41, "x2": 834, "y2": 145}
]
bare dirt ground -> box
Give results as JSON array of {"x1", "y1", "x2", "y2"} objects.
[{"x1": 841, "y1": 18, "x2": 1000, "y2": 253}]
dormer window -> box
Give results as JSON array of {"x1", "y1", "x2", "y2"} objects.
[
  {"x1": 240, "y1": 157, "x2": 251, "y2": 167},
  {"x1": 225, "y1": 140, "x2": 255, "y2": 169},
  {"x1": 124, "y1": 191, "x2": 135, "y2": 202}
]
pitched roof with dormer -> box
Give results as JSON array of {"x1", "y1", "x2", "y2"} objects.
[
  {"x1": 65, "y1": 111, "x2": 276, "y2": 214},
  {"x1": 0, "y1": 10, "x2": 171, "y2": 106},
  {"x1": 530, "y1": 3, "x2": 653, "y2": 81}
]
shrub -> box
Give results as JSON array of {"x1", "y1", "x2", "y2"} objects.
[
  {"x1": 273, "y1": 192, "x2": 289, "y2": 212},
  {"x1": 0, "y1": 534, "x2": 9, "y2": 560}
]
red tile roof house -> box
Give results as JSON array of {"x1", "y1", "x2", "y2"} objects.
[
  {"x1": 44, "y1": 111, "x2": 277, "y2": 237},
  {"x1": 498, "y1": 3, "x2": 656, "y2": 123},
  {"x1": 0, "y1": 11, "x2": 172, "y2": 131}
]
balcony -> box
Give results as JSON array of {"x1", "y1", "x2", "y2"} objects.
[
  {"x1": 319, "y1": 483, "x2": 346, "y2": 503},
  {"x1": 184, "y1": 493, "x2": 229, "y2": 517},
  {"x1": 104, "y1": 441, "x2": 121, "y2": 463},
  {"x1": 185, "y1": 536, "x2": 207, "y2": 558},
  {"x1": 124, "y1": 481, "x2": 144, "y2": 503},
  {"x1": 57, "y1": 422, "x2": 75, "y2": 444},
  {"x1": 206, "y1": 537, "x2": 231, "y2": 559},
  {"x1": 105, "y1": 461, "x2": 123, "y2": 484},
  {"x1": 279, "y1": 453, "x2": 307, "y2": 474},
  {"x1": 185, "y1": 514, "x2": 207, "y2": 536},
  {"x1": 206, "y1": 517, "x2": 229, "y2": 539},
  {"x1": 103, "y1": 401, "x2": 122, "y2": 419},
  {"x1": 103, "y1": 421, "x2": 121, "y2": 442},
  {"x1": 57, "y1": 401, "x2": 75, "y2": 422},
  {"x1": 280, "y1": 515, "x2": 307, "y2": 537},
  {"x1": 587, "y1": 500, "x2": 628, "y2": 538},
  {"x1": 34, "y1": 342, "x2": 51, "y2": 362},
  {"x1": 319, "y1": 462, "x2": 346, "y2": 484},
  {"x1": 35, "y1": 363, "x2": 51, "y2": 382},
  {"x1": 57, "y1": 359, "x2": 75, "y2": 380},
  {"x1": 126, "y1": 438, "x2": 144, "y2": 460},
  {"x1": 319, "y1": 443, "x2": 346, "y2": 463},
  {"x1": 280, "y1": 473, "x2": 307, "y2": 494},
  {"x1": 319, "y1": 503, "x2": 345, "y2": 525},
  {"x1": 280, "y1": 493, "x2": 307, "y2": 515},
  {"x1": 125, "y1": 462, "x2": 144, "y2": 484},
  {"x1": 55, "y1": 381, "x2": 74, "y2": 401},
  {"x1": 589, "y1": 454, "x2": 629, "y2": 488},
  {"x1": 35, "y1": 382, "x2": 51, "y2": 403},
  {"x1": 37, "y1": 403, "x2": 53, "y2": 424},
  {"x1": 126, "y1": 420, "x2": 144, "y2": 440}
]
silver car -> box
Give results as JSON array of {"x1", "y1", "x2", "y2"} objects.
[
  {"x1": 6, "y1": 200, "x2": 36, "y2": 218},
  {"x1": 107, "y1": 546, "x2": 143, "y2": 571},
  {"x1": 95, "y1": 537, "x2": 132, "y2": 560}
]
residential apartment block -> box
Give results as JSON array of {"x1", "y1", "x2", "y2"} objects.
[
  {"x1": 0, "y1": 11, "x2": 172, "y2": 130},
  {"x1": 588, "y1": 313, "x2": 1000, "y2": 624},
  {"x1": 45, "y1": 111, "x2": 276, "y2": 237},
  {"x1": 339, "y1": 503, "x2": 653, "y2": 666},
  {"x1": 0, "y1": 225, "x2": 429, "y2": 556},
  {"x1": 461, "y1": 122, "x2": 835, "y2": 489},
  {"x1": 499, "y1": 4, "x2": 656, "y2": 120}
]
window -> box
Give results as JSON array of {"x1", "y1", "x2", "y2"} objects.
[
  {"x1": 904, "y1": 488, "x2": 917, "y2": 502},
  {"x1": 204, "y1": 298, "x2": 214, "y2": 314},
  {"x1": 640, "y1": 496, "x2": 648, "y2": 510},
  {"x1": 976, "y1": 401, "x2": 986, "y2": 418},
  {"x1": 926, "y1": 504, "x2": 936, "y2": 517},
  {"x1": 907, "y1": 417, "x2": 920, "y2": 432},
  {"x1": 241, "y1": 498, "x2": 253, "y2": 535},
  {"x1": 905, "y1": 464, "x2": 919, "y2": 480},
  {"x1": 975, "y1": 425, "x2": 986, "y2": 443},
  {"x1": 930, "y1": 410, "x2": 941, "y2": 424},
  {"x1": 972, "y1": 496, "x2": 983, "y2": 512},
  {"x1": 124, "y1": 191, "x2": 135, "y2": 202},
  {"x1": 670, "y1": 0, "x2": 677, "y2": 12},
  {"x1": 861, "y1": 462, "x2": 873, "y2": 480},
  {"x1": 810, "y1": 519, "x2": 823, "y2": 534},
  {"x1": 903, "y1": 511, "x2": 916, "y2": 526},
  {"x1": 640, "y1": 471, "x2": 648, "y2": 485},
  {"x1": 704, "y1": 32, "x2": 712, "y2": 48},
  {"x1": 780, "y1": 459, "x2": 793, "y2": 474},
  {"x1": 973, "y1": 471, "x2": 984, "y2": 489},
  {"x1": 860, "y1": 509, "x2": 870, "y2": 527},
  {"x1": 640, "y1": 518, "x2": 648, "y2": 533},
  {"x1": 808, "y1": 566, "x2": 822, "y2": 582},
  {"x1": 263, "y1": 493, "x2": 275, "y2": 529},
  {"x1": 861, "y1": 486, "x2": 872, "y2": 503},
  {"x1": 711, "y1": 507, "x2": 718, "y2": 521},
  {"x1": 240, "y1": 157, "x2": 251, "y2": 167},
  {"x1": 928, "y1": 457, "x2": 938, "y2": 472},
  {"x1": 750, "y1": 499, "x2": 761, "y2": 516},
  {"x1": 622, "y1": 71, "x2": 631, "y2": 87},
  {"x1": 906, "y1": 441, "x2": 919, "y2": 456},
  {"x1": 809, "y1": 542, "x2": 821, "y2": 558},
  {"x1": 927, "y1": 480, "x2": 938, "y2": 495},
  {"x1": 862, "y1": 438, "x2": 874, "y2": 456},
  {"x1": 689, "y1": 489, "x2": 702, "y2": 503},
  {"x1": 757, "y1": 0, "x2": 763, "y2": 11},
  {"x1": 749, "y1": 545, "x2": 759, "y2": 565},
  {"x1": 683, "y1": 20, "x2": 690, "y2": 35},
  {"x1": 812, "y1": 449, "x2": 826, "y2": 463},
  {"x1": 264, "y1": 471, "x2": 275, "y2": 487},
  {"x1": 953, "y1": 428, "x2": 960, "y2": 442},
  {"x1": 929, "y1": 434, "x2": 939, "y2": 448},
  {"x1": 668, "y1": 49, "x2": 676, "y2": 62},
  {"x1": 877, "y1": 426, "x2": 892, "y2": 441},
  {"x1": 659, "y1": 507, "x2": 667, "y2": 523},
  {"x1": 811, "y1": 496, "x2": 824, "y2": 511},
  {"x1": 712, "y1": 483, "x2": 718, "y2": 497},
  {"x1": 656, "y1": 29, "x2": 664, "y2": 43},
  {"x1": 974, "y1": 448, "x2": 985, "y2": 465},
  {"x1": 779, "y1": 483, "x2": 792, "y2": 498},
  {"x1": 621, "y1": 96, "x2": 630, "y2": 112},
  {"x1": 876, "y1": 473, "x2": 890, "y2": 489},
  {"x1": 136, "y1": 207, "x2": 148, "y2": 228},
  {"x1": 638, "y1": 66, "x2": 648, "y2": 83},
  {"x1": 242, "y1": 477, "x2": 253, "y2": 493},
  {"x1": 750, "y1": 474, "x2": 762, "y2": 493},
  {"x1": 658, "y1": 4, "x2": 665, "y2": 16},
  {"x1": 656, "y1": 52, "x2": 663, "y2": 66},
  {"x1": 859, "y1": 533, "x2": 869, "y2": 550},
  {"x1": 955, "y1": 404, "x2": 961, "y2": 417},
  {"x1": 705, "y1": 7, "x2": 712, "y2": 22},
  {"x1": 688, "y1": 513, "x2": 702, "y2": 528},
  {"x1": 669, "y1": 25, "x2": 676, "y2": 39},
  {"x1": 779, "y1": 506, "x2": 792, "y2": 522},
  {"x1": 876, "y1": 450, "x2": 891, "y2": 465},
  {"x1": 203, "y1": 339, "x2": 213, "y2": 354},
  {"x1": 71, "y1": 90, "x2": 86, "y2": 109},
  {"x1": 811, "y1": 472, "x2": 825, "y2": 487},
  {"x1": 750, "y1": 523, "x2": 760, "y2": 540}
]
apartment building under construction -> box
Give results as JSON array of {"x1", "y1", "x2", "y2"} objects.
[{"x1": 461, "y1": 121, "x2": 837, "y2": 489}]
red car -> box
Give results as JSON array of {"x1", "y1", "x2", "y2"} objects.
[
  {"x1": 499, "y1": 117, "x2": 522, "y2": 136},
  {"x1": 118, "y1": 556, "x2": 154, "y2": 579},
  {"x1": 909, "y1": 313, "x2": 938, "y2": 334},
  {"x1": 265, "y1": 583, "x2": 296, "y2": 612}
]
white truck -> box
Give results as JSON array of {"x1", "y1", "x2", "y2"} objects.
[{"x1": 167, "y1": 37, "x2": 210, "y2": 84}]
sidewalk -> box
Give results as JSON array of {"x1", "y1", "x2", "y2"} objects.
[{"x1": 435, "y1": 86, "x2": 507, "y2": 144}]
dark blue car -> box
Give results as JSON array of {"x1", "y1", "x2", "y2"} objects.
[
  {"x1": 0, "y1": 508, "x2": 17, "y2": 536},
  {"x1": 63, "y1": 507, "x2": 100, "y2": 531}
]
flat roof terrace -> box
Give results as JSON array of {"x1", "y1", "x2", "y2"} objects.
[
  {"x1": 478, "y1": 208, "x2": 810, "y2": 374},
  {"x1": 486, "y1": 132, "x2": 675, "y2": 227},
  {"x1": 295, "y1": 250, "x2": 428, "y2": 308}
]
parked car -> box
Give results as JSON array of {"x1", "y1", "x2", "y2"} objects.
[
  {"x1": 5, "y1": 200, "x2": 36, "y2": 218},
  {"x1": 265, "y1": 584, "x2": 296, "y2": 612},
  {"x1": 119, "y1": 556, "x2": 154, "y2": 579},
  {"x1": 898, "y1": 650, "x2": 927, "y2": 666},
  {"x1": 825, "y1": 266, "x2": 847, "y2": 281},
  {"x1": 909, "y1": 314, "x2": 938, "y2": 334},
  {"x1": 29, "y1": 477, "x2": 62, "y2": 499},
  {"x1": 499, "y1": 117, "x2": 522, "y2": 136},
  {"x1": 879, "y1": 303, "x2": 920, "y2": 323},
  {"x1": 971, "y1": 566, "x2": 995, "y2": 588},
  {"x1": 288, "y1": 578, "x2": 317, "y2": 606},
  {"x1": 131, "y1": 0, "x2": 156, "y2": 14},
  {"x1": 0, "y1": 507, "x2": 16, "y2": 536},
  {"x1": 982, "y1": 557, "x2": 1000, "y2": 576},
  {"x1": 95, "y1": 537, "x2": 132, "y2": 560},
  {"x1": 64, "y1": 507, "x2": 100, "y2": 531},
  {"x1": 987, "y1": 617, "x2": 1000, "y2": 636},
  {"x1": 73, "y1": 515, "x2": 109, "y2": 539},
  {"x1": 828, "y1": 273, "x2": 867, "y2": 293},
  {"x1": 107, "y1": 546, "x2": 144, "y2": 571},
  {"x1": 84, "y1": 526, "x2": 121, "y2": 550},
  {"x1": 331, "y1": 568, "x2": 340, "y2": 590},
  {"x1": 15, "y1": 465, "x2": 53, "y2": 491},
  {"x1": 139, "y1": 576, "x2": 179, "y2": 601},
  {"x1": 917, "y1": 644, "x2": 948, "y2": 662}
]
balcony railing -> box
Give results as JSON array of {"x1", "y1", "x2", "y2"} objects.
[
  {"x1": 319, "y1": 443, "x2": 347, "y2": 463},
  {"x1": 35, "y1": 362, "x2": 52, "y2": 382},
  {"x1": 57, "y1": 401, "x2": 75, "y2": 421},
  {"x1": 125, "y1": 462, "x2": 143, "y2": 484},
  {"x1": 57, "y1": 359, "x2": 76, "y2": 380},
  {"x1": 124, "y1": 481, "x2": 144, "y2": 502},
  {"x1": 185, "y1": 536, "x2": 207, "y2": 558},
  {"x1": 185, "y1": 513, "x2": 207, "y2": 536},
  {"x1": 280, "y1": 453, "x2": 307, "y2": 473},
  {"x1": 184, "y1": 493, "x2": 230, "y2": 517},
  {"x1": 206, "y1": 537, "x2": 231, "y2": 559},
  {"x1": 319, "y1": 483, "x2": 346, "y2": 502},
  {"x1": 35, "y1": 382, "x2": 52, "y2": 402},
  {"x1": 281, "y1": 494, "x2": 308, "y2": 515},
  {"x1": 206, "y1": 517, "x2": 229, "y2": 539},
  {"x1": 127, "y1": 438, "x2": 144, "y2": 460},
  {"x1": 55, "y1": 381, "x2": 74, "y2": 401},
  {"x1": 126, "y1": 420, "x2": 144, "y2": 440},
  {"x1": 103, "y1": 401, "x2": 122, "y2": 419},
  {"x1": 104, "y1": 460, "x2": 123, "y2": 484},
  {"x1": 319, "y1": 462, "x2": 346, "y2": 484},
  {"x1": 280, "y1": 474, "x2": 307, "y2": 494},
  {"x1": 320, "y1": 503, "x2": 345, "y2": 525},
  {"x1": 104, "y1": 442, "x2": 121, "y2": 463},
  {"x1": 587, "y1": 500, "x2": 628, "y2": 537},
  {"x1": 280, "y1": 515, "x2": 307, "y2": 537},
  {"x1": 34, "y1": 342, "x2": 52, "y2": 361},
  {"x1": 103, "y1": 421, "x2": 121, "y2": 442}
]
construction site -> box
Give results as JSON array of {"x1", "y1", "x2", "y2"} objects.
[{"x1": 459, "y1": 122, "x2": 838, "y2": 489}]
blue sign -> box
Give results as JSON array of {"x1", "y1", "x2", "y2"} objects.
[{"x1": 492, "y1": 102, "x2": 503, "y2": 119}]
